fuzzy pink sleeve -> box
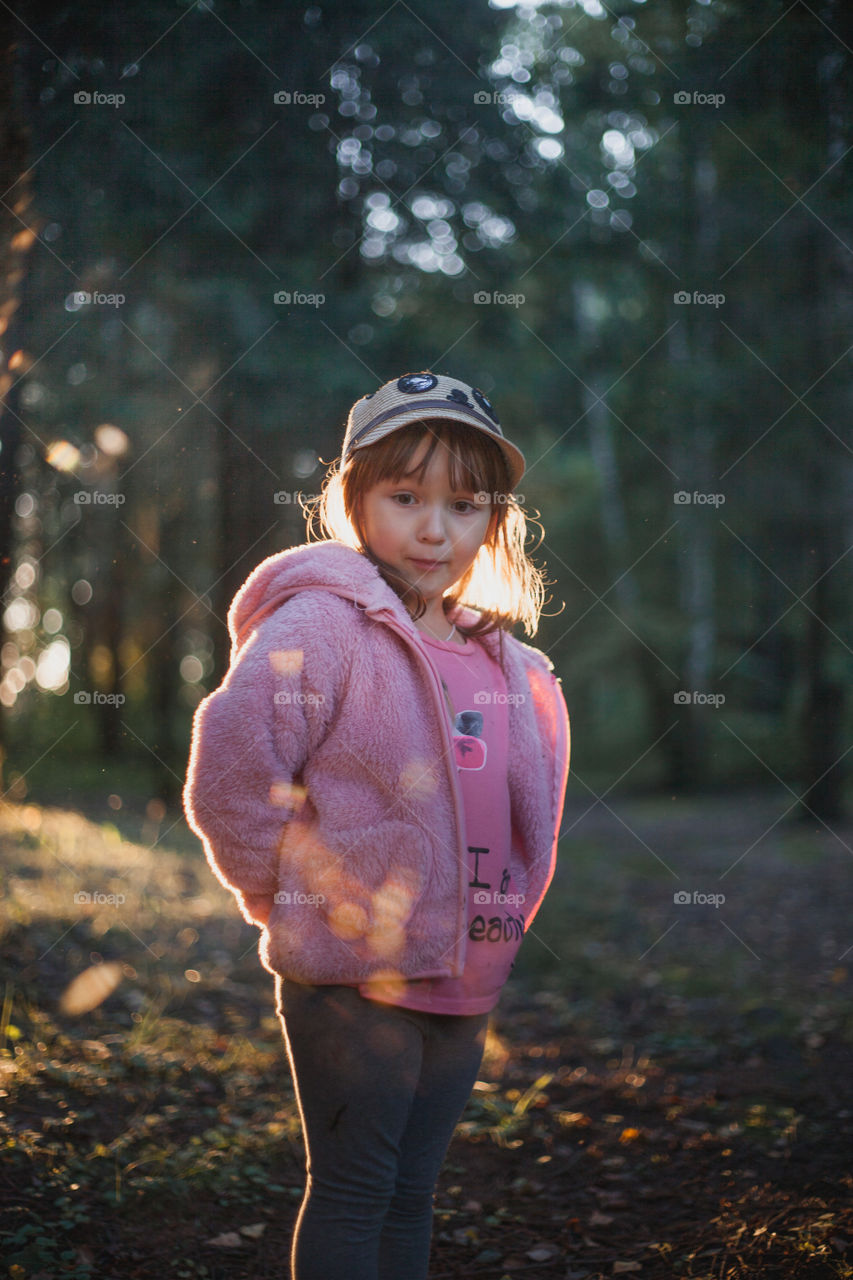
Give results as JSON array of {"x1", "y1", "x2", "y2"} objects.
[
  {"x1": 520, "y1": 665, "x2": 571, "y2": 929},
  {"x1": 182, "y1": 615, "x2": 318, "y2": 915},
  {"x1": 539, "y1": 670, "x2": 570, "y2": 853}
]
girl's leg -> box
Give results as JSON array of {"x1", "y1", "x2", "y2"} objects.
[
  {"x1": 377, "y1": 1009, "x2": 489, "y2": 1280},
  {"x1": 275, "y1": 977, "x2": 432, "y2": 1280}
]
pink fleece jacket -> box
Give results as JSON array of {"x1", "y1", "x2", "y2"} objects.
[{"x1": 182, "y1": 540, "x2": 570, "y2": 987}]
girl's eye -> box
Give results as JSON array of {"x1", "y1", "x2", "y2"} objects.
[{"x1": 388, "y1": 492, "x2": 483, "y2": 513}]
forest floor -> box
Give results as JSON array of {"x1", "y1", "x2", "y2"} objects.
[{"x1": 1, "y1": 787, "x2": 852, "y2": 1279}]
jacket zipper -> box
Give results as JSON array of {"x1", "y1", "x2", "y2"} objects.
[{"x1": 374, "y1": 612, "x2": 469, "y2": 979}]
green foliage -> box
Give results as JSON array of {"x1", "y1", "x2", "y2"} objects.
[{"x1": 3, "y1": 0, "x2": 851, "y2": 806}]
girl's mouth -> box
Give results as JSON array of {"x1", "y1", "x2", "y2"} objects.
[{"x1": 409, "y1": 558, "x2": 446, "y2": 572}]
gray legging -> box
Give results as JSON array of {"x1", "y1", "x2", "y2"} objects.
[{"x1": 275, "y1": 976, "x2": 490, "y2": 1280}]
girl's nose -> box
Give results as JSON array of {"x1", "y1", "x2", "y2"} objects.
[{"x1": 418, "y1": 505, "x2": 447, "y2": 541}]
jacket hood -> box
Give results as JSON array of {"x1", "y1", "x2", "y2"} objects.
[
  {"x1": 227, "y1": 540, "x2": 550, "y2": 672},
  {"x1": 230, "y1": 540, "x2": 465, "y2": 649}
]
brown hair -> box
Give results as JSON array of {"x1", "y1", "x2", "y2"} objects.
[{"x1": 303, "y1": 419, "x2": 548, "y2": 641}]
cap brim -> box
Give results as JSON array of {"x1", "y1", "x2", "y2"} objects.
[{"x1": 349, "y1": 407, "x2": 526, "y2": 490}]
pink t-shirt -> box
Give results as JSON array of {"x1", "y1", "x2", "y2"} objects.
[{"x1": 355, "y1": 626, "x2": 525, "y2": 1015}]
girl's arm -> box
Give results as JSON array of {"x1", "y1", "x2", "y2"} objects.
[
  {"x1": 182, "y1": 606, "x2": 334, "y2": 926},
  {"x1": 516, "y1": 663, "x2": 571, "y2": 930}
]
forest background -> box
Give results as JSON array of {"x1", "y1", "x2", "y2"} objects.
[{"x1": 1, "y1": 0, "x2": 850, "y2": 816}]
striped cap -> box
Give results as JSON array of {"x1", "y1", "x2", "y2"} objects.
[{"x1": 341, "y1": 371, "x2": 525, "y2": 490}]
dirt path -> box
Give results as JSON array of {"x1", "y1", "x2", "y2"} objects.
[{"x1": 1, "y1": 792, "x2": 851, "y2": 1278}]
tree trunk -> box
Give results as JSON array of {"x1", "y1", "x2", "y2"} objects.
[
  {"x1": 795, "y1": 1, "x2": 849, "y2": 821},
  {"x1": 662, "y1": 121, "x2": 720, "y2": 791},
  {"x1": 212, "y1": 386, "x2": 282, "y2": 682},
  {"x1": 0, "y1": 14, "x2": 34, "y2": 777},
  {"x1": 798, "y1": 528, "x2": 845, "y2": 821},
  {"x1": 796, "y1": 0, "x2": 850, "y2": 821}
]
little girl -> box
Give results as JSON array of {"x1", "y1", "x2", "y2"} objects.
[{"x1": 183, "y1": 370, "x2": 570, "y2": 1280}]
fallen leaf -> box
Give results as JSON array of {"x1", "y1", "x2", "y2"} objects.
[
  {"x1": 527, "y1": 1244, "x2": 560, "y2": 1261},
  {"x1": 619, "y1": 1127, "x2": 642, "y2": 1144},
  {"x1": 589, "y1": 1210, "x2": 614, "y2": 1226},
  {"x1": 239, "y1": 1223, "x2": 266, "y2": 1239},
  {"x1": 453, "y1": 1226, "x2": 479, "y2": 1245},
  {"x1": 558, "y1": 1110, "x2": 592, "y2": 1127},
  {"x1": 206, "y1": 1232, "x2": 244, "y2": 1248}
]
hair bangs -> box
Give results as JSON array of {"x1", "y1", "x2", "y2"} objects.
[{"x1": 361, "y1": 419, "x2": 507, "y2": 498}]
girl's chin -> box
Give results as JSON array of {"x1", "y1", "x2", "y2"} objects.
[{"x1": 402, "y1": 564, "x2": 447, "y2": 587}]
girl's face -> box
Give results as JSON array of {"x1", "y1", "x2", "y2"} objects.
[{"x1": 359, "y1": 435, "x2": 495, "y2": 607}]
